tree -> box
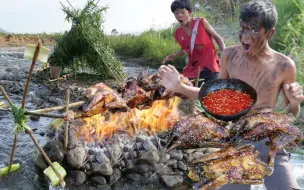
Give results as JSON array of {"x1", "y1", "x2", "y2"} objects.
[{"x1": 111, "y1": 29, "x2": 118, "y2": 35}]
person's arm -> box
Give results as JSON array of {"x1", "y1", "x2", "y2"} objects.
[
  {"x1": 162, "y1": 49, "x2": 187, "y2": 64},
  {"x1": 159, "y1": 65, "x2": 200, "y2": 100},
  {"x1": 203, "y1": 19, "x2": 226, "y2": 51},
  {"x1": 218, "y1": 48, "x2": 230, "y2": 79},
  {"x1": 282, "y1": 59, "x2": 304, "y2": 117}
]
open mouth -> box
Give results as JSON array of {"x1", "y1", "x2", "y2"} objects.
[
  {"x1": 242, "y1": 42, "x2": 251, "y2": 52},
  {"x1": 178, "y1": 19, "x2": 183, "y2": 24}
]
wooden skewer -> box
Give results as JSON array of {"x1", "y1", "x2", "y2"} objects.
[{"x1": 31, "y1": 101, "x2": 85, "y2": 113}]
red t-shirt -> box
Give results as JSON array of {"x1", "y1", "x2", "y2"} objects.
[{"x1": 174, "y1": 18, "x2": 220, "y2": 78}]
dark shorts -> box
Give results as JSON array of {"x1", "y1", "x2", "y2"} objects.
[
  {"x1": 219, "y1": 140, "x2": 300, "y2": 190},
  {"x1": 190, "y1": 67, "x2": 219, "y2": 87}
]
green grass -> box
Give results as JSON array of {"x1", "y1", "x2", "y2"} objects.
[{"x1": 107, "y1": 28, "x2": 186, "y2": 70}]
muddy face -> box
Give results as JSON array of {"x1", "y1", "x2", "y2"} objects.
[{"x1": 239, "y1": 20, "x2": 269, "y2": 56}]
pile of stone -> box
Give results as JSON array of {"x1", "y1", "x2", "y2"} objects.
[{"x1": 35, "y1": 126, "x2": 218, "y2": 189}]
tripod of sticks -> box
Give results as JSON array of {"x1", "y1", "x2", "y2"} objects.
[{"x1": 0, "y1": 40, "x2": 84, "y2": 187}]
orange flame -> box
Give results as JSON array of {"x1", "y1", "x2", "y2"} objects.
[{"x1": 75, "y1": 97, "x2": 181, "y2": 142}]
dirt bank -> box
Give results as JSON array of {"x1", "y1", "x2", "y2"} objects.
[{"x1": 0, "y1": 34, "x2": 57, "y2": 47}]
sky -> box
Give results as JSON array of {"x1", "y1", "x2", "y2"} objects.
[{"x1": 0, "y1": 0, "x2": 177, "y2": 35}]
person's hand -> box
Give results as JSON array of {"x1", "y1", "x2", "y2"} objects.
[
  {"x1": 158, "y1": 64, "x2": 181, "y2": 92},
  {"x1": 284, "y1": 83, "x2": 304, "y2": 106},
  {"x1": 161, "y1": 54, "x2": 176, "y2": 64}
]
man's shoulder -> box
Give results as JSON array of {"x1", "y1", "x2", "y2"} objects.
[
  {"x1": 222, "y1": 45, "x2": 242, "y2": 56},
  {"x1": 272, "y1": 50, "x2": 295, "y2": 67}
]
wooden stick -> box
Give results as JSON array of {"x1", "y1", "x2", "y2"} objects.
[
  {"x1": 64, "y1": 90, "x2": 70, "y2": 151},
  {"x1": 25, "y1": 111, "x2": 64, "y2": 118},
  {"x1": 192, "y1": 66, "x2": 201, "y2": 114},
  {"x1": 0, "y1": 85, "x2": 18, "y2": 172},
  {"x1": 31, "y1": 101, "x2": 85, "y2": 113},
  {"x1": 8, "y1": 134, "x2": 18, "y2": 172},
  {"x1": 21, "y1": 40, "x2": 42, "y2": 109},
  {"x1": 0, "y1": 85, "x2": 14, "y2": 106},
  {"x1": 26, "y1": 128, "x2": 66, "y2": 187}
]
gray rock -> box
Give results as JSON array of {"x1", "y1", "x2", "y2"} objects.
[
  {"x1": 34, "y1": 153, "x2": 47, "y2": 170},
  {"x1": 154, "y1": 163, "x2": 174, "y2": 175},
  {"x1": 48, "y1": 96, "x2": 65, "y2": 106},
  {"x1": 109, "y1": 168, "x2": 121, "y2": 185},
  {"x1": 67, "y1": 146, "x2": 87, "y2": 169},
  {"x1": 96, "y1": 152, "x2": 110, "y2": 164},
  {"x1": 91, "y1": 176, "x2": 107, "y2": 185},
  {"x1": 159, "y1": 153, "x2": 170, "y2": 163},
  {"x1": 97, "y1": 184, "x2": 111, "y2": 190},
  {"x1": 68, "y1": 128, "x2": 78, "y2": 150},
  {"x1": 142, "y1": 139, "x2": 157, "y2": 151},
  {"x1": 134, "y1": 164, "x2": 151, "y2": 173},
  {"x1": 160, "y1": 175, "x2": 184, "y2": 187},
  {"x1": 125, "y1": 173, "x2": 141, "y2": 182},
  {"x1": 126, "y1": 160, "x2": 135, "y2": 169},
  {"x1": 166, "y1": 159, "x2": 177, "y2": 166},
  {"x1": 139, "y1": 150, "x2": 160, "y2": 164},
  {"x1": 119, "y1": 160, "x2": 125, "y2": 168},
  {"x1": 177, "y1": 161, "x2": 187, "y2": 171},
  {"x1": 110, "y1": 140, "x2": 123, "y2": 164},
  {"x1": 183, "y1": 149, "x2": 196, "y2": 154},
  {"x1": 42, "y1": 139, "x2": 64, "y2": 164},
  {"x1": 92, "y1": 162, "x2": 113, "y2": 176},
  {"x1": 85, "y1": 163, "x2": 91, "y2": 171},
  {"x1": 75, "y1": 171, "x2": 87, "y2": 185},
  {"x1": 170, "y1": 150, "x2": 183, "y2": 161}
]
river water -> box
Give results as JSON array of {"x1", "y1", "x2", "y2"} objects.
[{"x1": 0, "y1": 52, "x2": 304, "y2": 189}]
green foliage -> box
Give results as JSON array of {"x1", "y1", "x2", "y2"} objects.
[
  {"x1": 107, "y1": 26, "x2": 186, "y2": 70},
  {"x1": 48, "y1": 0, "x2": 126, "y2": 81},
  {"x1": 272, "y1": 0, "x2": 304, "y2": 84},
  {"x1": 11, "y1": 104, "x2": 29, "y2": 134}
]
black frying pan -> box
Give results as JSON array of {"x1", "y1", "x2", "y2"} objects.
[{"x1": 199, "y1": 78, "x2": 257, "y2": 121}]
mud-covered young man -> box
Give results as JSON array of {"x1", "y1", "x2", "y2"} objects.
[{"x1": 158, "y1": 0, "x2": 304, "y2": 189}]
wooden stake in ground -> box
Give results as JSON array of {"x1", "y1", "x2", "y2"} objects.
[{"x1": 64, "y1": 90, "x2": 70, "y2": 151}]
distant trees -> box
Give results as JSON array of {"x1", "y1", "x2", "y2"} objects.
[{"x1": 111, "y1": 29, "x2": 118, "y2": 35}]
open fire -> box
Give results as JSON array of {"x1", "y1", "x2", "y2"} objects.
[{"x1": 75, "y1": 97, "x2": 181, "y2": 142}]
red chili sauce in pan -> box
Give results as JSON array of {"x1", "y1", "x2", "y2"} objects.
[{"x1": 202, "y1": 89, "x2": 253, "y2": 115}]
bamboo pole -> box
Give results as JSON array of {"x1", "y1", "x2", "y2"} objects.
[
  {"x1": 64, "y1": 90, "x2": 70, "y2": 151},
  {"x1": 31, "y1": 101, "x2": 85, "y2": 113},
  {"x1": 21, "y1": 40, "x2": 42, "y2": 109}
]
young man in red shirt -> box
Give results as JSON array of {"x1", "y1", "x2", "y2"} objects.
[{"x1": 162, "y1": 0, "x2": 226, "y2": 86}]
